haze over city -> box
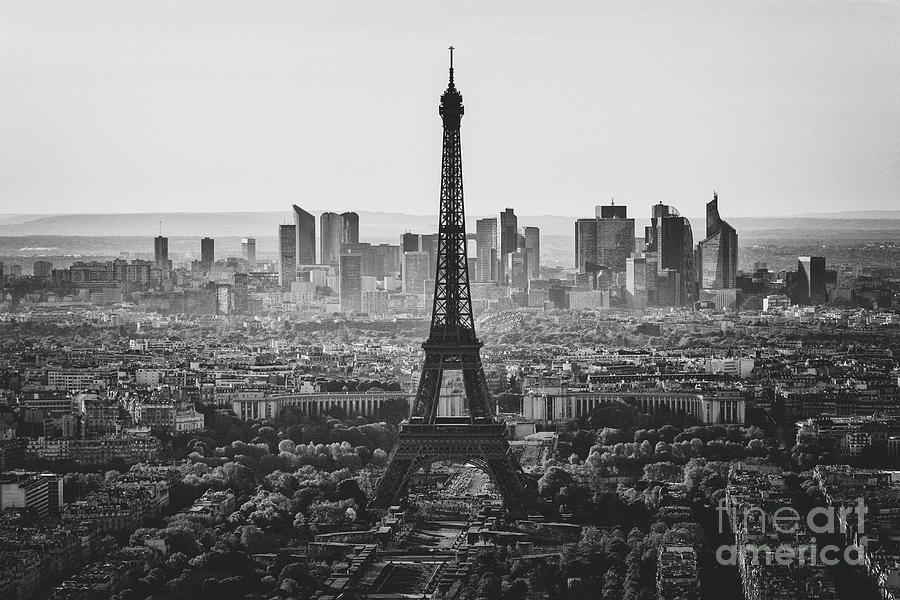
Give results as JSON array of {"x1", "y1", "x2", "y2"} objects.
[{"x1": 2, "y1": 0, "x2": 899, "y2": 217}]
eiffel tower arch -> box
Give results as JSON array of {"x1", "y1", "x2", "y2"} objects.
[{"x1": 371, "y1": 49, "x2": 536, "y2": 512}]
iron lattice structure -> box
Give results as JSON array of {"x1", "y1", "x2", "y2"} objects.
[{"x1": 372, "y1": 50, "x2": 535, "y2": 511}]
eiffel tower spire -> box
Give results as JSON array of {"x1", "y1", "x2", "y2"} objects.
[
  {"x1": 371, "y1": 49, "x2": 535, "y2": 512},
  {"x1": 414, "y1": 46, "x2": 488, "y2": 422},
  {"x1": 428, "y1": 45, "x2": 471, "y2": 345}
]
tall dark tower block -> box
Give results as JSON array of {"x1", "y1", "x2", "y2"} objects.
[
  {"x1": 372, "y1": 49, "x2": 534, "y2": 511},
  {"x1": 293, "y1": 205, "x2": 316, "y2": 266},
  {"x1": 200, "y1": 237, "x2": 214, "y2": 269}
]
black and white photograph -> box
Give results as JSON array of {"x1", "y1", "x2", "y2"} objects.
[{"x1": 1, "y1": 2, "x2": 899, "y2": 599}]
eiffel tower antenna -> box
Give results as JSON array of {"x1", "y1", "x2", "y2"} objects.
[
  {"x1": 448, "y1": 45, "x2": 455, "y2": 86},
  {"x1": 372, "y1": 50, "x2": 535, "y2": 512}
]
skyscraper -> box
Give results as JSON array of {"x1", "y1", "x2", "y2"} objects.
[
  {"x1": 378, "y1": 244, "x2": 402, "y2": 276},
  {"x1": 339, "y1": 253, "x2": 362, "y2": 313},
  {"x1": 575, "y1": 218, "x2": 598, "y2": 272},
  {"x1": 278, "y1": 224, "x2": 296, "y2": 290},
  {"x1": 475, "y1": 218, "x2": 498, "y2": 282},
  {"x1": 241, "y1": 237, "x2": 256, "y2": 267},
  {"x1": 505, "y1": 251, "x2": 529, "y2": 289},
  {"x1": 401, "y1": 232, "x2": 420, "y2": 253},
  {"x1": 626, "y1": 257, "x2": 650, "y2": 310},
  {"x1": 418, "y1": 233, "x2": 439, "y2": 280},
  {"x1": 597, "y1": 203, "x2": 627, "y2": 219},
  {"x1": 293, "y1": 205, "x2": 316, "y2": 266},
  {"x1": 697, "y1": 192, "x2": 738, "y2": 290},
  {"x1": 320, "y1": 211, "x2": 359, "y2": 266},
  {"x1": 233, "y1": 273, "x2": 249, "y2": 314},
  {"x1": 402, "y1": 251, "x2": 431, "y2": 296},
  {"x1": 575, "y1": 203, "x2": 634, "y2": 274},
  {"x1": 33, "y1": 260, "x2": 52, "y2": 280},
  {"x1": 497, "y1": 208, "x2": 517, "y2": 284},
  {"x1": 498, "y1": 208, "x2": 517, "y2": 255},
  {"x1": 320, "y1": 212, "x2": 342, "y2": 266},
  {"x1": 342, "y1": 212, "x2": 359, "y2": 246},
  {"x1": 200, "y1": 237, "x2": 214, "y2": 269},
  {"x1": 797, "y1": 256, "x2": 827, "y2": 305},
  {"x1": 649, "y1": 203, "x2": 695, "y2": 305},
  {"x1": 153, "y1": 236, "x2": 169, "y2": 271},
  {"x1": 524, "y1": 226, "x2": 540, "y2": 280}
]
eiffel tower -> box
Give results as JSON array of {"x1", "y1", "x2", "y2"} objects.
[{"x1": 371, "y1": 48, "x2": 535, "y2": 511}]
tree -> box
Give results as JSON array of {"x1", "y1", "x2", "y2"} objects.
[
  {"x1": 642, "y1": 462, "x2": 683, "y2": 484},
  {"x1": 502, "y1": 578, "x2": 528, "y2": 600},
  {"x1": 240, "y1": 524, "x2": 266, "y2": 553},
  {"x1": 537, "y1": 467, "x2": 574, "y2": 500},
  {"x1": 372, "y1": 448, "x2": 388, "y2": 466},
  {"x1": 476, "y1": 573, "x2": 502, "y2": 599}
]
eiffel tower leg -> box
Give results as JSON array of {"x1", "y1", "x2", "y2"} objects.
[
  {"x1": 372, "y1": 456, "x2": 414, "y2": 509},
  {"x1": 461, "y1": 356, "x2": 492, "y2": 418},
  {"x1": 412, "y1": 353, "x2": 443, "y2": 421},
  {"x1": 486, "y1": 455, "x2": 536, "y2": 512}
]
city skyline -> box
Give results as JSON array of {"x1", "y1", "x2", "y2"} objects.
[{"x1": 2, "y1": 1, "x2": 899, "y2": 218}]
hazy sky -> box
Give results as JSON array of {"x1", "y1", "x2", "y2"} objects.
[{"x1": 1, "y1": 0, "x2": 899, "y2": 218}]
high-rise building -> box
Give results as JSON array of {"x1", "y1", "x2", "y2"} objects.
[
  {"x1": 233, "y1": 273, "x2": 249, "y2": 314},
  {"x1": 153, "y1": 236, "x2": 169, "y2": 271},
  {"x1": 378, "y1": 244, "x2": 402, "y2": 276},
  {"x1": 497, "y1": 208, "x2": 517, "y2": 284},
  {"x1": 505, "y1": 252, "x2": 529, "y2": 289},
  {"x1": 626, "y1": 257, "x2": 652, "y2": 309},
  {"x1": 342, "y1": 212, "x2": 359, "y2": 246},
  {"x1": 797, "y1": 256, "x2": 827, "y2": 305},
  {"x1": 419, "y1": 233, "x2": 439, "y2": 280},
  {"x1": 575, "y1": 219, "x2": 598, "y2": 272},
  {"x1": 575, "y1": 203, "x2": 634, "y2": 274},
  {"x1": 33, "y1": 260, "x2": 53, "y2": 280},
  {"x1": 648, "y1": 203, "x2": 695, "y2": 305},
  {"x1": 498, "y1": 208, "x2": 518, "y2": 255},
  {"x1": 339, "y1": 253, "x2": 362, "y2": 313},
  {"x1": 475, "y1": 218, "x2": 498, "y2": 282},
  {"x1": 216, "y1": 284, "x2": 233, "y2": 315},
  {"x1": 362, "y1": 289, "x2": 390, "y2": 317},
  {"x1": 320, "y1": 212, "x2": 343, "y2": 266},
  {"x1": 597, "y1": 203, "x2": 627, "y2": 219},
  {"x1": 656, "y1": 269, "x2": 681, "y2": 306},
  {"x1": 644, "y1": 202, "x2": 671, "y2": 254},
  {"x1": 241, "y1": 237, "x2": 257, "y2": 267},
  {"x1": 344, "y1": 243, "x2": 399, "y2": 279},
  {"x1": 597, "y1": 217, "x2": 635, "y2": 274},
  {"x1": 697, "y1": 192, "x2": 738, "y2": 290},
  {"x1": 293, "y1": 205, "x2": 316, "y2": 266},
  {"x1": 524, "y1": 226, "x2": 540, "y2": 280},
  {"x1": 402, "y1": 251, "x2": 431, "y2": 296},
  {"x1": 278, "y1": 224, "x2": 296, "y2": 290},
  {"x1": 200, "y1": 237, "x2": 215, "y2": 269},
  {"x1": 320, "y1": 211, "x2": 359, "y2": 266},
  {"x1": 401, "y1": 232, "x2": 421, "y2": 253}
]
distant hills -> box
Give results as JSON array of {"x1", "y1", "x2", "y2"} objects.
[
  {"x1": 0, "y1": 210, "x2": 899, "y2": 243},
  {"x1": 792, "y1": 210, "x2": 900, "y2": 220}
]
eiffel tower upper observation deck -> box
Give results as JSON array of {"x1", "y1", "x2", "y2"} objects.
[{"x1": 371, "y1": 49, "x2": 535, "y2": 511}]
